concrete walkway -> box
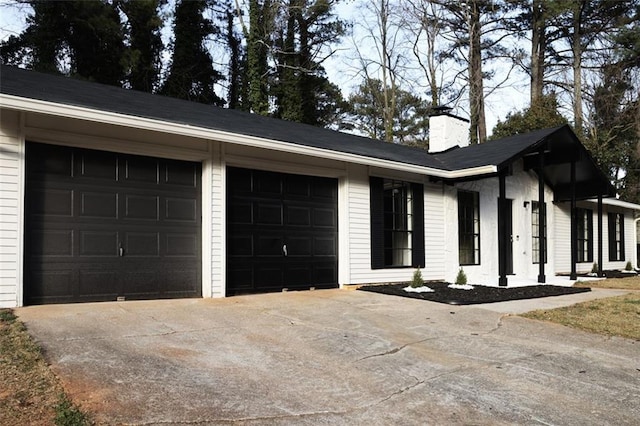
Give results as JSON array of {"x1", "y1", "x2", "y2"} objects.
[{"x1": 16, "y1": 289, "x2": 640, "y2": 425}]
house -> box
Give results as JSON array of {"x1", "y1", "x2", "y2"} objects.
[{"x1": 1, "y1": 65, "x2": 638, "y2": 307}]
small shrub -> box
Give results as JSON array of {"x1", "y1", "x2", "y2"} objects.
[
  {"x1": 591, "y1": 262, "x2": 598, "y2": 274},
  {"x1": 411, "y1": 269, "x2": 424, "y2": 288},
  {"x1": 455, "y1": 268, "x2": 467, "y2": 285},
  {"x1": 54, "y1": 394, "x2": 90, "y2": 426},
  {"x1": 625, "y1": 261, "x2": 633, "y2": 271}
]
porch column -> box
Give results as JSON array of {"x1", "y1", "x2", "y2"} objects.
[
  {"x1": 498, "y1": 172, "x2": 508, "y2": 286},
  {"x1": 570, "y1": 160, "x2": 577, "y2": 280},
  {"x1": 598, "y1": 195, "x2": 603, "y2": 277},
  {"x1": 538, "y1": 149, "x2": 546, "y2": 283}
]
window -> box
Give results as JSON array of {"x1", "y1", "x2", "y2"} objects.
[
  {"x1": 532, "y1": 201, "x2": 547, "y2": 264},
  {"x1": 370, "y1": 177, "x2": 424, "y2": 269},
  {"x1": 576, "y1": 208, "x2": 593, "y2": 263},
  {"x1": 458, "y1": 191, "x2": 480, "y2": 265},
  {"x1": 608, "y1": 213, "x2": 625, "y2": 261}
]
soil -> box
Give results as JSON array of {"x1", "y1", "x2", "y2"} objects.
[{"x1": 358, "y1": 282, "x2": 591, "y2": 305}]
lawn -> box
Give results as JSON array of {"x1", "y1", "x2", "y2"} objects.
[
  {"x1": 0, "y1": 309, "x2": 90, "y2": 425},
  {"x1": 522, "y1": 276, "x2": 640, "y2": 340}
]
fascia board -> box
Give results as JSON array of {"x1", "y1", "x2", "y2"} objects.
[
  {"x1": 584, "y1": 197, "x2": 640, "y2": 212},
  {"x1": 1, "y1": 94, "x2": 497, "y2": 179}
]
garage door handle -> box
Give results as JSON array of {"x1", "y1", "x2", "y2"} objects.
[
  {"x1": 119, "y1": 245, "x2": 124, "y2": 257},
  {"x1": 282, "y1": 244, "x2": 288, "y2": 257}
]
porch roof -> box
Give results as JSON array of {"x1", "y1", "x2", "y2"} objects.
[{"x1": 436, "y1": 125, "x2": 617, "y2": 201}]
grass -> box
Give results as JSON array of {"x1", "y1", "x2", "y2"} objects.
[
  {"x1": 522, "y1": 276, "x2": 640, "y2": 340},
  {"x1": 0, "y1": 308, "x2": 91, "y2": 425}
]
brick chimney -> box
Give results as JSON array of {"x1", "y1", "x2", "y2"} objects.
[{"x1": 428, "y1": 106, "x2": 470, "y2": 153}]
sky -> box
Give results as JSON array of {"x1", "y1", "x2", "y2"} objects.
[{"x1": 0, "y1": 0, "x2": 530, "y2": 136}]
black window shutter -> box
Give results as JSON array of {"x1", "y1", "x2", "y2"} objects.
[
  {"x1": 608, "y1": 213, "x2": 615, "y2": 260},
  {"x1": 620, "y1": 214, "x2": 625, "y2": 260},
  {"x1": 411, "y1": 182, "x2": 425, "y2": 268},
  {"x1": 370, "y1": 177, "x2": 384, "y2": 269}
]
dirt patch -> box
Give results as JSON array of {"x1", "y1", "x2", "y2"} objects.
[{"x1": 358, "y1": 282, "x2": 591, "y2": 305}]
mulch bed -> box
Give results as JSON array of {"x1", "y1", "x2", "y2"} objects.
[{"x1": 357, "y1": 282, "x2": 591, "y2": 305}]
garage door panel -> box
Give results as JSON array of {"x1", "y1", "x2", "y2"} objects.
[
  {"x1": 285, "y1": 205, "x2": 311, "y2": 226},
  {"x1": 228, "y1": 202, "x2": 252, "y2": 224},
  {"x1": 29, "y1": 270, "x2": 73, "y2": 297},
  {"x1": 255, "y1": 203, "x2": 282, "y2": 225},
  {"x1": 165, "y1": 197, "x2": 197, "y2": 222},
  {"x1": 256, "y1": 234, "x2": 284, "y2": 256},
  {"x1": 30, "y1": 188, "x2": 73, "y2": 217},
  {"x1": 80, "y1": 192, "x2": 118, "y2": 218},
  {"x1": 79, "y1": 270, "x2": 118, "y2": 296},
  {"x1": 25, "y1": 143, "x2": 202, "y2": 304},
  {"x1": 228, "y1": 234, "x2": 253, "y2": 256},
  {"x1": 30, "y1": 230, "x2": 74, "y2": 256},
  {"x1": 123, "y1": 157, "x2": 159, "y2": 184},
  {"x1": 124, "y1": 232, "x2": 159, "y2": 256},
  {"x1": 313, "y1": 208, "x2": 336, "y2": 227},
  {"x1": 28, "y1": 145, "x2": 73, "y2": 177},
  {"x1": 164, "y1": 161, "x2": 198, "y2": 187},
  {"x1": 80, "y1": 231, "x2": 119, "y2": 256},
  {"x1": 314, "y1": 237, "x2": 336, "y2": 256},
  {"x1": 286, "y1": 237, "x2": 312, "y2": 256},
  {"x1": 77, "y1": 150, "x2": 117, "y2": 181},
  {"x1": 124, "y1": 195, "x2": 159, "y2": 220},
  {"x1": 165, "y1": 233, "x2": 198, "y2": 256}
]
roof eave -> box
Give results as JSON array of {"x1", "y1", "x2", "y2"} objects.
[{"x1": 1, "y1": 93, "x2": 497, "y2": 180}]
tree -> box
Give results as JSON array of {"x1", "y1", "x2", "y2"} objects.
[
  {"x1": 246, "y1": 0, "x2": 274, "y2": 115},
  {"x1": 161, "y1": 0, "x2": 224, "y2": 105},
  {"x1": 118, "y1": 0, "x2": 166, "y2": 93},
  {"x1": 346, "y1": 78, "x2": 430, "y2": 146},
  {"x1": 490, "y1": 94, "x2": 567, "y2": 140},
  {"x1": 272, "y1": 0, "x2": 347, "y2": 126},
  {"x1": 0, "y1": 0, "x2": 126, "y2": 85}
]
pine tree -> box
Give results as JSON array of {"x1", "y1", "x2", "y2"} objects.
[{"x1": 162, "y1": 0, "x2": 224, "y2": 105}]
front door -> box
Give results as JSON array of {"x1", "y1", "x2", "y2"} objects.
[{"x1": 505, "y1": 198, "x2": 513, "y2": 274}]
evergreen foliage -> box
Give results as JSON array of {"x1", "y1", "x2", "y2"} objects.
[
  {"x1": 455, "y1": 268, "x2": 467, "y2": 285},
  {"x1": 410, "y1": 269, "x2": 424, "y2": 288},
  {"x1": 490, "y1": 95, "x2": 568, "y2": 140},
  {"x1": 161, "y1": 0, "x2": 224, "y2": 105}
]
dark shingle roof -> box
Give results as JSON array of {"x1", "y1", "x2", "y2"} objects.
[
  {"x1": 0, "y1": 65, "x2": 446, "y2": 170},
  {"x1": 0, "y1": 65, "x2": 618, "y2": 199},
  {"x1": 433, "y1": 126, "x2": 565, "y2": 170}
]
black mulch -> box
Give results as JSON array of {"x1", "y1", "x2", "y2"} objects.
[{"x1": 357, "y1": 282, "x2": 591, "y2": 305}]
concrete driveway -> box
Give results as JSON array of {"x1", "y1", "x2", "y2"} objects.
[{"x1": 17, "y1": 289, "x2": 640, "y2": 425}]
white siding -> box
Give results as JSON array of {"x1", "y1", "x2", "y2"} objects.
[
  {"x1": 423, "y1": 182, "x2": 446, "y2": 281},
  {"x1": 555, "y1": 202, "x2": 639, "y2": 274},
  {"x1": 347, "y1": 166, "x2": 442, "y2": 285},
  {"x1": 554, "y1": 204, "x2": 572, "y2": 274},
  {"x1": 0, "y1": 109, "x2": 23, "y2": 307}
]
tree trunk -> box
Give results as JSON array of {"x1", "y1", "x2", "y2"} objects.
[
  {"x1": 468, "y1": 0, "x2": 486, "y2": 144},
  {"x1": 571, "y1": 2, "x2": 583, "y2": 133},
  {"x1": 530, "y1": 0, "x2": 546, "y2": 104}
]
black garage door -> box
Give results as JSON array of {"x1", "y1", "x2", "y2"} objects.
[
  {"x1": 226, "y1": 167, "x2": 338, "y2": 295},
  {"x1": 24, "y1": 143, "x2": 202, "y2": 305}
]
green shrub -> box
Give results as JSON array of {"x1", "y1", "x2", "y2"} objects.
[
  {"x1": 411, "y1": 269, "x2": 424, "y2": 288},
  {"x1": 591, "y1": 262, "x2": 598, "y2": 274},
  {"x1": 625, "y1": 261, "x2": 633, "y2": 271},
  {"x1": 455, "y1": 268, "x2": 467, "y2": 285}
]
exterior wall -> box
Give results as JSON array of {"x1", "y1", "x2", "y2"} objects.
[
  {"x1": 344, "y1": 165, "x2": 446, "y2": 284},
  {"x1": 554, "y1": 202, "x2": 639, "y2": 274},
  {"x1": 0, "y1": 109, "x2": 24, "y2": 307},
  {"x1": 449, "y1": 161, "x2": 556, "y2": 286}
]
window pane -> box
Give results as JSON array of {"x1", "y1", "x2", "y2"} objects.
[{"x1": 458, "y1": 191, "x2": 480, "y2": 265}]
